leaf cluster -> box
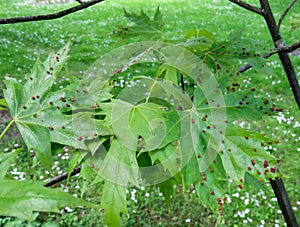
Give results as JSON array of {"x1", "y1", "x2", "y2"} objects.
[{"x1": 0, "y1": 7, "x2": 282, "y2": 226}]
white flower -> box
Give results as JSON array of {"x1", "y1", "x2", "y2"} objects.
[{"x1": 185, "y1": 219, "x2": 191, "y2": 223}]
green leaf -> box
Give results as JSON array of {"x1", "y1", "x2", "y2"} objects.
[
  {"x1": 0, "y1": 179, "x2": 98, "y2": 221},
  {"x1": 0, "y1": 98, "x2": 8, "y2": 110},
  {"x1": 157, "y1": 177, "x2": 178, "y2": 204},
  {"x1": 156, "y1": 63, "x2": 179, "y2": 84},
  {"x1": 149, "y1": 144, "x2": 181, "y2": 176},
  {"x1": 99, "y1": 139, "x2": 140, "y2": 186},
  {"x1": 24, "y1": 42, "x2": 70, "y2": 100},
  {"x1": 101, "y1": 181, "x2": 127, "y2": 227},
  {"x1": 112, "y1": 6, "x2": 164, "y2": 42},
  {"x1": 221, "y1": 124, "x2": 278, "y2": 183},
  {"x1": 0, "y1": 149, "x2": 21, "y2": 179},
  {"x1": 67, "y1": 151, "x2": 87, "y2": 184},
  {"x1": 2, "y1": 42, "x2": 71, "y2": 169},
  {"x1": 16, "y1": 122, "x2": 53, "y2": 170}
]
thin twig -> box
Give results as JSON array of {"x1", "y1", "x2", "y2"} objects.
[
  {"x1": 238, "y1": 40, "x2": 300, "y2": 73},
  {"x1": 278, "y1": 0, "x2": 297, "y2": 30},
  {"x1": 75, "y1": 0, "x2": 84, "y2": 4},
  {"x1": 229, "y1": 0, "x2": 262, "y2": 15},
  {"x1": 44, "y1": 166, "x2": 81, "y2": 187},
  {"x1": 0, "y1": 0, "x2": 103, "y2": 24}
]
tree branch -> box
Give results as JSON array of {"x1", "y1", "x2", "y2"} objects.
[
  {"x1": 0, "y1": 0, "x2": 103, "y2": 24},
  {"x1": 44, "y1": 166, "x2": 81, "y2": 187},
  {"x1": 75, "y1": 0, "x2": 84, "y2": 4},
  {"x1": 278, "y1": 0, "x2": 297, "y2": 30},
  {"x1": 229, "y1": 0, "x2": 263, "y2": 15},
  {"x1": 238, "y1": 40, "x2": 300, "y2": 73}
]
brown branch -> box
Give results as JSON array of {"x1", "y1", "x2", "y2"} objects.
[
  {"x1": 278, "y1": 0, "x2": 297, "y2": 30},
  {"x1": 229, "y1": 0, "x2": 262, "y2": 15},
  {"x1": 0, "y1": 0, "x2": 103, "y2": 24},
  {"x1": 238, "y1": 40, "x2": 300, "y2": 73},
  {"x1": 44, "y1": 166, "x2": 81, "y2": 187}
]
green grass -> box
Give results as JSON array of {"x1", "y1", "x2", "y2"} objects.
[{"x1": 0, "y1": 0, "x2": 299, "y2": 226}]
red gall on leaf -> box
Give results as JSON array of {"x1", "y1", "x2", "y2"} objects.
[
  {"x1": 270, "y1": 167, "x2": 276, "y2": 173},
  {"x1": 22, "y1": 105, "x2": 27, "y2": 109},
  {"x1": 240, "y1": 179, "x2": 243, "y2": 183},
  {"x1": 77, "y1": 136, "x2": 83, "y2": 141},
  {"x1": 210, "y1": 191, "x2": 215, "y2": 195},
  {"x1": 200, "y1": 181, "x2": 204, "y2": 185},
  {"x1": 210, "y1": 168, "x2": 214, "y2": 173},
  {"x1": 251, "y1": 87, "x2": 256, "y2": 91},
  {"x1": 49, "y1": 126, "x2": 54, "y2": 131},
  {"x1": 264, "y1": 169, "x2": 269, "y2": 175},
  {"x1": 264, "y1": 160, "x2": 269, "y2": 168},
  {"x1": 248, "y1": 166, "x2": 252, "y2": 171},
  {"x1": 61, "y1": 126, "x2": 65, "y2": 129},
  {"x1": 29, "y1": 76, "x2": 33, "y2": 80},
  {"x1": 253, "y1": 148, "x2": 257, "y2": 152},
  {"x1": 238, "y1": 185, "x2": 243, "y2": 189},
  {"x1": 251, "y1": 159, "x2": 256, "y2": 165}
]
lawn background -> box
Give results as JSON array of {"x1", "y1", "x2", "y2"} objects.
[{"x1": 0, "y1": 0, "x2": 299, "y2": 226}]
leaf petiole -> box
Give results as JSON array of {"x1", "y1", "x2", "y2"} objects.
[{"x1": 0, "y1": 119, "x2": 14, "y2": 141}]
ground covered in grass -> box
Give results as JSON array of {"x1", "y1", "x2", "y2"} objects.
[{"x1": 0, "y1": 0, "x2": 299, "y2": 226}]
